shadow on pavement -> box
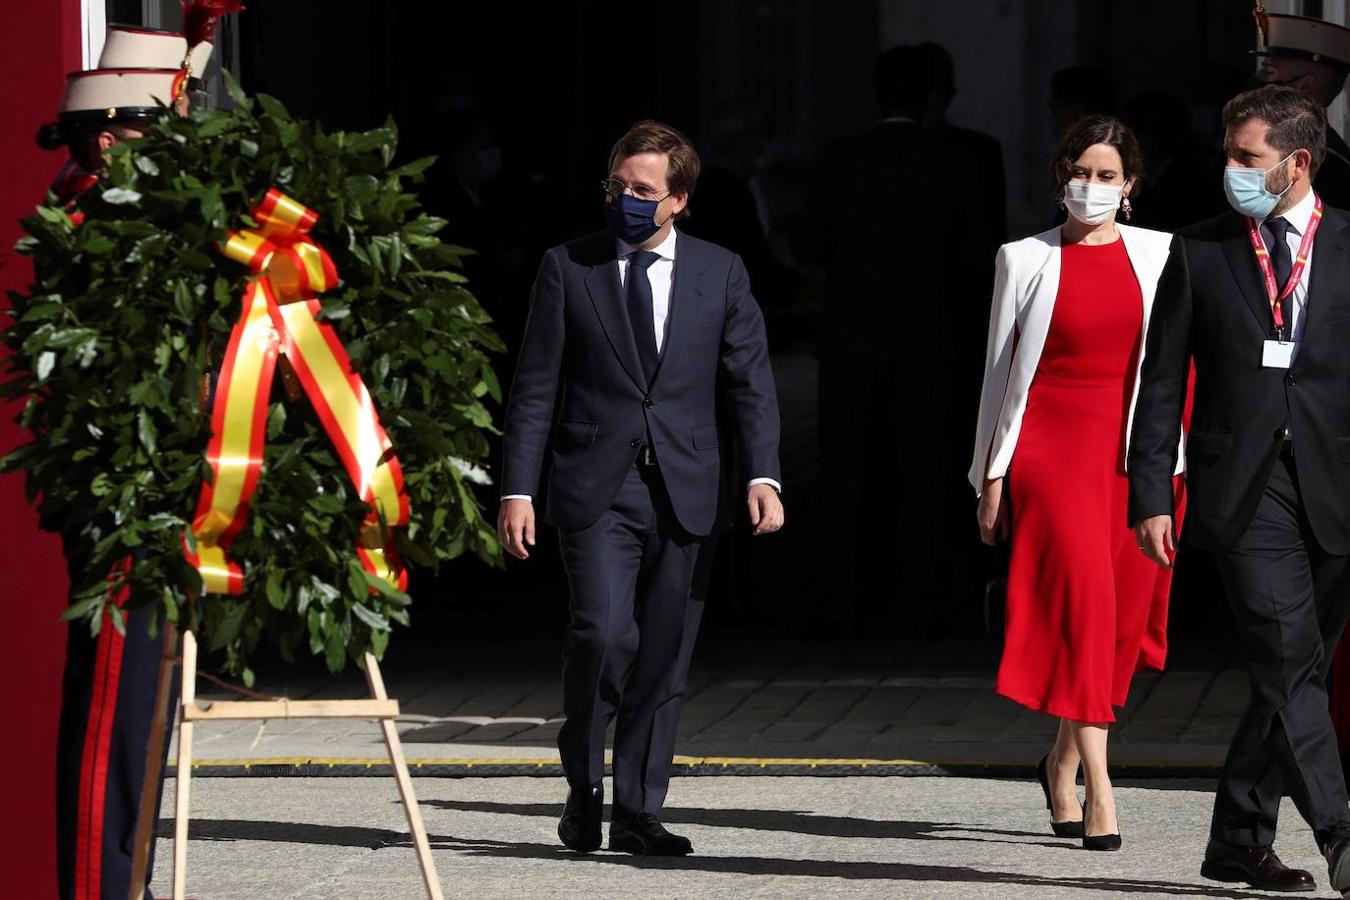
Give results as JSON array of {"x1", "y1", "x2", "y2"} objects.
[
  {"x1": 425, "y1": 799, "x2": 1072, "y2": 849},
  {"x1": 157, "y1": 816, "x2": 1275, "y2": 897}
]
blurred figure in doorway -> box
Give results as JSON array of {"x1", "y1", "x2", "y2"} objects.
[
  {"x1": 798, "y1": 45, "x2": 995, "y2": 636},
  {"x1": 1050, "y1": 65, "x2": 1116, "y2": 136},
  {"x1": 1122, "y1": 91, "x2": 1215, "y2": 231}
]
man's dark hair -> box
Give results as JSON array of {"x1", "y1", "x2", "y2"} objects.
[
  {"x1": 874, "y1": 45, "x2": 935, "y2": 116},
  {"x1": 1050, "y1": 66, "x2": 1116, "y2": 116},
  {"x1": 35, "y1": 116, "x2": 146, "y2": 172},
  {"x1": 608, "y1": 119, "x2": 700, "y2": 219},
  {"x1": 1222, "y1": 84, "x2": 1327, "y2": 174},
  {"x1": 1051, "y1": 114, "x2": 1145, "y2": 198}
]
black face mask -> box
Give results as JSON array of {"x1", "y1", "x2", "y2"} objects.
[{"x1": 605, "y1": 192, "x2": 667, "y2": 245}]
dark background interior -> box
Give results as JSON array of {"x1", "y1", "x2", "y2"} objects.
[{"x1": 101, "y1": 0, "x2": 1304, "y2": 656}]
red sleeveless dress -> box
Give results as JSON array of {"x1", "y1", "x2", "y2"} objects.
[{"x1": 996, "y1": 238, "x2": 1177, "y2": 723}]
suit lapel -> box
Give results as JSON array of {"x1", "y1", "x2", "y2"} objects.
[
  {"x1": 584, "y1": 247, "x2": 647, "y2": 390},
  {"x1": 1220, "y1": 226, "x2": 1276, "y2": 332},
  {"x1": 1302, "y1": 208, "x2": 1350, "y2": 342},
  {"x1": 653, "y1": 234, "x2": 706, "y2": 385}
]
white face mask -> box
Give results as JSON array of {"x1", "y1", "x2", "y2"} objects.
[{"x1": 1062, "y1": 180, "x2": 1124, "y2": 225}]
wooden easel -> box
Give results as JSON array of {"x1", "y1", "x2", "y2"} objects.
[{"x1": 133, "y1": 629, "x2": 443, "y2": 900}]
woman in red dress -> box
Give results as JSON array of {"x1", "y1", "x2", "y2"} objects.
[{"x1": 970, "y1": 116, "x2": 1185, "y2": 850}]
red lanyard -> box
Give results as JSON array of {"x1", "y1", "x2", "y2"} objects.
[{"x1": 1246, "y1": 195, "x2": 1323, "y2": 336}]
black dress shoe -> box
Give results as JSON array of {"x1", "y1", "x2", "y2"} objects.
[
  {"x1": 609, "y1": 811, "x2": 693, "y2": 856},
  {"x1": 1036, "y1": 754, "x2": 1084, "y2": 838},
  {"x1": 558, "y1": 783, "x2": 603, "y2": 853},
  {"x1": 1201, "y1": 838, "x2": 1315, "y2": 892},
  {"x1": 1324, "y1": 837, "x2": 1350, "y2": 896}
]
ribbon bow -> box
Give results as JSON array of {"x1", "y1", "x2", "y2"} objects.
[{"x1": 184, "y1": 188, "x2": 409, "y2": 595}]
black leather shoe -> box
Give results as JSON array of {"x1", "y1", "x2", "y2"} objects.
[
  {"x1": 1325, "y1": 838, "x2": 1350, "y2": 896},
  {"x1": 1201, "y1": 839, "x2": 1315, "y2": 892},
  {"x1": 558, "y1": 783, "x2": 603, "y2": 853},
  {"x1": 609, "y1": 811, "x2": 693, "y2": 856}
]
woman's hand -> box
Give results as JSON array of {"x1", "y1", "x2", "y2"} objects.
[{"x1": 977, "y1": 477, "x2": 1010, "y2": 545}]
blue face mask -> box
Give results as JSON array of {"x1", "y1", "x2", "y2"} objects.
[
  {"x1": 1223, "y1": 151, "x2": 1296, "y2": 219},
  {"x1": 605, "y1": 192, "x2": 668, "y2": 245}
]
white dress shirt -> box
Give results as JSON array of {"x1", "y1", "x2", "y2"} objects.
[
  {"x1": 1262, "y1": 187, "x2": 1317, "y2": 359},
  {"x1": 502, "y1": 227, "x2": 780, "y2": 500},
  {"x1": 618, "y1": 228, "x2": 677, "y2": 352}
]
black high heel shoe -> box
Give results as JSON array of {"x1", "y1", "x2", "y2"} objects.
[
  {"x1": 1083, "y1": 833, "x2": 1123, "y2": 851},
  {"x1": 1036, "y1": 754, "x2": 1084, "y2": 838},
  {"x1": 1082, "y1": 793, "x2": 1122, "y2": 851}
]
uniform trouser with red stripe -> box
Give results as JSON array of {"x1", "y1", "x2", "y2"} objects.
[{"x1": 56, "y1": 601, "x2": 175, "y2": 900}]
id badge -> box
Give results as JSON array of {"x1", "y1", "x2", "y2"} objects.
[{"x1": 1262, "y1": 339, "x2": 1296, "y2": 368}]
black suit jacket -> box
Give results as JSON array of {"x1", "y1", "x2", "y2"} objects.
[
  {"x1": 937, "y1": 123, "x2": 1007, "y2": 242},
  {"x1": 501, "y1": 229, "x2": 782, "y2": 537},
  {"x1": 1128, "y1": 202, "x2": 1350, "y2": 553}
]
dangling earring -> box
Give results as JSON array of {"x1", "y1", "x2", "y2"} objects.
[{"x1": 1121, "y1": 197, "x2": 1133, "y2": 222}]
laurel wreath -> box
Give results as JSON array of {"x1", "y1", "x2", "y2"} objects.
[{"x1": 2, "y1": 75, "x2": 503, "y2": 682}]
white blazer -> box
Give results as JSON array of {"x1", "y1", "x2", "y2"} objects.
[{"x1": 969, "y1": 223, "x2": 1186, "y2": 495}]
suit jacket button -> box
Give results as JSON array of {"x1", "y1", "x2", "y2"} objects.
[
  {"x1": 644, "y1": 398, "x2": 654, "y2": 408},
  {"x1": 630, "y1": 439, "x2": 641, "y2": 448},
  {"x1": 1286, "y1": 375, "x2": 1297, "y2": 386}
]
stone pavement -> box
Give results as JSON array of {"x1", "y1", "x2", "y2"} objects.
[
  {"x1": 176, "y1": 631, "x2": 1248, "y2": 773},
  {"x1": 156, "y1": 544, "x2": 1280, "y2": 897},
  {"x1": 150, "y1": 774, "x2": 1344, "y2": 898}
]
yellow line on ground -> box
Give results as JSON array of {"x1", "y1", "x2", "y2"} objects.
[{"x1": 175, "y1": 755, "x2": 1221, "y2": 769}]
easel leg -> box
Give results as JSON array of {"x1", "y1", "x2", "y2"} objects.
[
  {"x1": 364, "y1": 652, "x2": 443, "y2": 900},
  {"x1": 127, "y1": 620, "x2": 180, "y2": 900},
  {"x1": 172, "y1": 630, "x2": 198, "y2": 900}
]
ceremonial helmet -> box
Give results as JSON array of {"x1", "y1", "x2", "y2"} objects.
[
  {"x1": 51, "y1": 1, "x2": 240, "y2": 129},
  {"x1": 1253, "y1": 1, "x2": 1350, "y2": 71}
]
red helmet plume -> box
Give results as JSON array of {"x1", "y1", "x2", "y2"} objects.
[{"x1": 181, "y1": 0, "x2": 244, "y2": 49}]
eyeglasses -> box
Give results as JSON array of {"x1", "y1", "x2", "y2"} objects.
[{"x1": 601, "y1": 177, "x2": 670, "y2": 203}]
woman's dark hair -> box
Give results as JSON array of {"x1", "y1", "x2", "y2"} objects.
[{"x1": 1051, "y1": 114, "x2": 1145, "y2": 198}]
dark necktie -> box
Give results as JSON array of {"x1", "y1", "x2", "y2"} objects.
[
  {"x1": 1262, "y1": 217, "x2": 1295, "y2": 441},
  {"x1": 1261, "y1": 216, "x2": 1294, "y2": 305},
  {"x1": 625, "y1": 250, "x2": 661, "y2": 382}
]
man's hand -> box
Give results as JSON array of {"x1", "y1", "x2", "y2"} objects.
[
  {"x1": 1134, "y1": 514, "x2": 1176, "y2": 569},
  {"x1": 498, "y1": 498, "x2": 536, "y2": 560},
  {"x1": 977, "y1": 477, "x2": 1010, "y2": 545},
  {"x1": 748, "y1": 484, "x2": 784, "y2": 536}
]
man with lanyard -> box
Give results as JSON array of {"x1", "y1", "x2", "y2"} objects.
[
  {"x1": 1131, "y1": 84, "x2": 1350, "y2": 894},
  {"x1": 35, "y1": 24, "x2": 215, "y2": 900},
  {"x1": 1253, "y1": 2, "x2": 1350, "y2": 208}
]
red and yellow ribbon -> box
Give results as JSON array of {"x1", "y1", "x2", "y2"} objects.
[{"x1": 184, "y1": 188, "x2": 409, "y2": 594}]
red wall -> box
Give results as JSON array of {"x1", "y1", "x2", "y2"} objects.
[{"x1": 0, "y1": 3, "x2": 82, "y2": 895}]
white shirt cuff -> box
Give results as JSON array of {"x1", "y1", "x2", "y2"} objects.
[{"x1": 501, "y1": 494, "x2": 532, "y2": 502}]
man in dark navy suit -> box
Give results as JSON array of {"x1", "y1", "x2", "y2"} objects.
[{"x1": 498, "y1": 120, "x2": 783, "y2": 856}]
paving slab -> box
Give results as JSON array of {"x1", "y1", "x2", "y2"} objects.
[{"x1": 150, "y1": 774, "x2": 1345, "y2": 899}]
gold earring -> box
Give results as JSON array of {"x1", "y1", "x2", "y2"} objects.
[{"x1": 1122, "y1": 197, "x2": 1132, "y2": 222}]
